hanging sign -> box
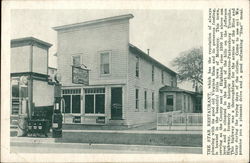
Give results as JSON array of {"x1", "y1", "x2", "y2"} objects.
[{"x1": 72, "y1": 66, "x2": 89, "y2": 85}]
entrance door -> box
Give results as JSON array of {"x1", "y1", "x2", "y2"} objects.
[
  {"x1": 166, "y1": 95, "x2": 174, "y2": 112},
  {"x1": 111, "y1": 87, "x2": 122, "y2": 120}
]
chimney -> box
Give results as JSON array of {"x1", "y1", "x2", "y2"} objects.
[{"x1": 147, "y1": 49, "x2": 150, "y2": 55}]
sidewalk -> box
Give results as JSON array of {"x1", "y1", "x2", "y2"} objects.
[
  {"x1": 11, "y1": 129, "x2": 202, "y2": 147},
  {"x1": 10, "y1": 138, "x2": 202, "y2": 154}
]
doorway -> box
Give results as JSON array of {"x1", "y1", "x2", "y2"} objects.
[{"x1": 111, "y1": 87, "x2": 122, "y2": 120}]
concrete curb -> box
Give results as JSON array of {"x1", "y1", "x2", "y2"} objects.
[{"x1": 11, "y1": 141, "x2": 202, "y2": 154}]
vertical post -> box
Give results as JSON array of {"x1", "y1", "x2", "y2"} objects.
[{"x1": 186, "y1": 113, "x2": 188, "y2": 131}]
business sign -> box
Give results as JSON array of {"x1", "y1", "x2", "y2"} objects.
[
  {"x1": 96, "y1": 117, "x2": 105, "y2": 124},
  {"x1": 73, "y1": 116, "x2": 81, "y2": 123},
  {"x1": 72, "y1": 66, "x2": 89, "y2": 85}
]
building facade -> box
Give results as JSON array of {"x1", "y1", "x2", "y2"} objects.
[
  {"x1": 10, "y1": 37, "x2": 54, "y2": 125},
  {"x1": 53, "y1": 14, "x2": 178, "y2": 126}
]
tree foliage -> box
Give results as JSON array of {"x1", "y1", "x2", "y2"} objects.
[{"x1": 172, "y1": 47, "x2": 203, "y2": 86}]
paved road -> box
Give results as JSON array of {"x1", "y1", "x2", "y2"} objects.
[{"x1": 11, "y1": 142, "x2": 202, "y2": 154}]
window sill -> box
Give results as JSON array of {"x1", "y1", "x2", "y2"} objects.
[
  {"x1": 84, "y1": 114, "x2": 106, "y2": 117},
  {"x1": 62, "y1": 113, "x2": 81, "y2": 116}
]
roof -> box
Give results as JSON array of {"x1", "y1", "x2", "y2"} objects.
[
  {"x1": 11, "y1": 37, "x2": 52, "y2": 48},
  {"x1": 129, "y1": 44, "x2": 176, "y2": 76},
  {"x1": 53, "y1": 14, "x2": 134, "y2": 31},
  {"x1": 159, "y1": 86, "x2": 201, "y2": 95}
]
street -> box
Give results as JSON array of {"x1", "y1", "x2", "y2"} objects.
[{"x1": 11, "y1": 141, "x2": 202, "y2": 154}]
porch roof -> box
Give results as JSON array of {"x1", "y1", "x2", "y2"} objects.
[{"x1": 159, "y1": 86, "x2": 201, "y2": 95}]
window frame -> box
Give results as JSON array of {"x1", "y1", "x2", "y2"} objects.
[
  {"x1": 135, "y1": 88, "x2": 139, "y2": 111},
  {"x1": 144, "y1": 90, "x2": 147, "y2": 111},
  {"x1": 100, "y1": 51, "x2": 111, "y2": 76},
  {"x1": 84, "y1": 88, "x2": 106, "y2": 115},
  {"x1": 184, "y1": 94, "x2": 186, "y2": 112},
  {"x1": 152, "y1": 65, "x2": 155, "y2": 82},
  {"x1": 161, "y1": 70, "x2": 164, "y2": 84},
  {"x1": 136, "y1": 56, "x2": 140, "y2": 78},
  {"x1": 62, "y1": 89, "x2": 82, "y2": 114},
  {"x1": 171, "y1": 76, "x2": 174, "y2": 87},
  {"x1": 152, "y1": 91, "x2": 155, "y2": 111},
  {"x1": 71, "y1": 54, "x2": 82, "y2": 67}
]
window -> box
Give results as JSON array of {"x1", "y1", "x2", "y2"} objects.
[
  {"x1": 85, "y1": 88, "x2": 105, "y2": 114},
  {"x1": 72, "y1": 55, "x2": 81, "y2": 67},
  {"x1": 12, "y1": 82, "x2": 19, "y2": 98},
  {"x1": 171, "y1": 77, "x2": 174, "y2": 87},
  {"x1": 195, "y1": 97, "x2": 202, "y2": 113},
  {"x1": 152, "y1": 65, "x2": 154, "y2": 82},
  {"x1": 136, "y1": 56, "x2": 139, "y2": 77},
  {"x1": 152, "y1": 92, "x2": 155, "y2": 111},
  {"x1": 72, "y1": 95, "x2": 81, "y2": 113},
  {"x1": 85, "y1": 95, "x2": 94, "y2": 113},
  {"x1": 166, "y1": 95, "x2": 173, "y2": 105},
  {"x1": 188, "y1": 96, "x2": 190, "y2": 112},
  {"x1": 62, "y1": 89, "x2": 81, "y2": 114},
  {"x1": 100, "y1": 52, "x2": 110, "y2": 74},
  {"x1": 161, "y1": 70, "x2": 164, "y2": 84},
  {"x1": 166, "y1": 95, "x2": 174, "y2": 112},
  {"x1": 184, "y1": 95, "x2": 186, "y2": 111},
  {"x1": 135, "y1": 89, "x2": 139, "y2": 110},
  {"x1": 144, "y1": 90, "x2": 147, "y2": 110}
]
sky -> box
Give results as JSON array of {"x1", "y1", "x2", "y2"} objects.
[{"x1": 11, "y1": 9, "x2": 203, "y2": 90}]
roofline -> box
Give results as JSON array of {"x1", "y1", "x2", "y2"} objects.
[
  {"x1": 129, "y1": 43, "x2": 177, "y2": 75},
  {"x1": 159, "y1": 89, "x2": 197, "y2": 95},
  {"x1": 11, "y1": 37, "x2": 52, "y2": 48},
  {"x1": 159, "y1": 86, "x2": 202, "y2": 95},
  {"x1": 53, "y1": 14, "x2": 134, "y2": 31}
]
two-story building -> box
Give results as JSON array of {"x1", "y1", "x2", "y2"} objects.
[
  {"x1": 53, "y1": 14, "x2": 186, "y2": 127},
  {"x1": 10, "y1": 37, "x2": 55, "y2": 127}
]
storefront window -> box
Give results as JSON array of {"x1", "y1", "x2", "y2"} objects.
[
  {"x1": 72, "y1": 95, "x2": 81, "y2": 113},
  {"x1": 63, "y1": 95, "x2": 71, "y2": 113},
  {"x1": 85, "y1": 88, "x2": 105, "y2": 114},
  {"x1": 96, "y1": 94, "x2": 105, "y2": 114},
  {"x1": 85, "y1": 95, "x2": 94, "y2": 113},
  {"x1": 62, "y1": 89, "x2": 81, "y2": 114}
]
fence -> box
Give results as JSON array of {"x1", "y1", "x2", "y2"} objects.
[{"x1": 157, "y1": 111, "x2": 203, "y2": 131}]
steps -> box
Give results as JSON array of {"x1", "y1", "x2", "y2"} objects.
[{"x1": 108, "y1": 119, "x2": 125, "y2": 125}]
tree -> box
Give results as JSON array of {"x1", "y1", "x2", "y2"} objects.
[{"x1": 172, "y1": 47, "x2": 203, "y2": 88}]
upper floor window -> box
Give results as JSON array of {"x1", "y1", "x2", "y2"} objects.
[
  {"x1": 100, "y1": 52, "x2": 110, "y2": 74},
  {"x1": 171, "y1": 77, "x2": 174, "y2": 87},
  {"x1": 135, "y1": 89, "x2": 139, "y2": 111},
  {"x1": 161, "y1": 70, "x2": 164, "y2": 84},
  {"x1": 152, "y1": 92, "x2": 155, "y2": 111},
  {"x1": 152, "y1": 65, "x2": 154, "y2": 82},
  {"x1": 136, "y1": 56, "x2": 139, "y2": 77},
  {"x1": 72, "y1": 55, "x2": 81, "y2": 67},
  {"x1": 144, "y1": 90, "x2": 147, "y2": 110}
]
